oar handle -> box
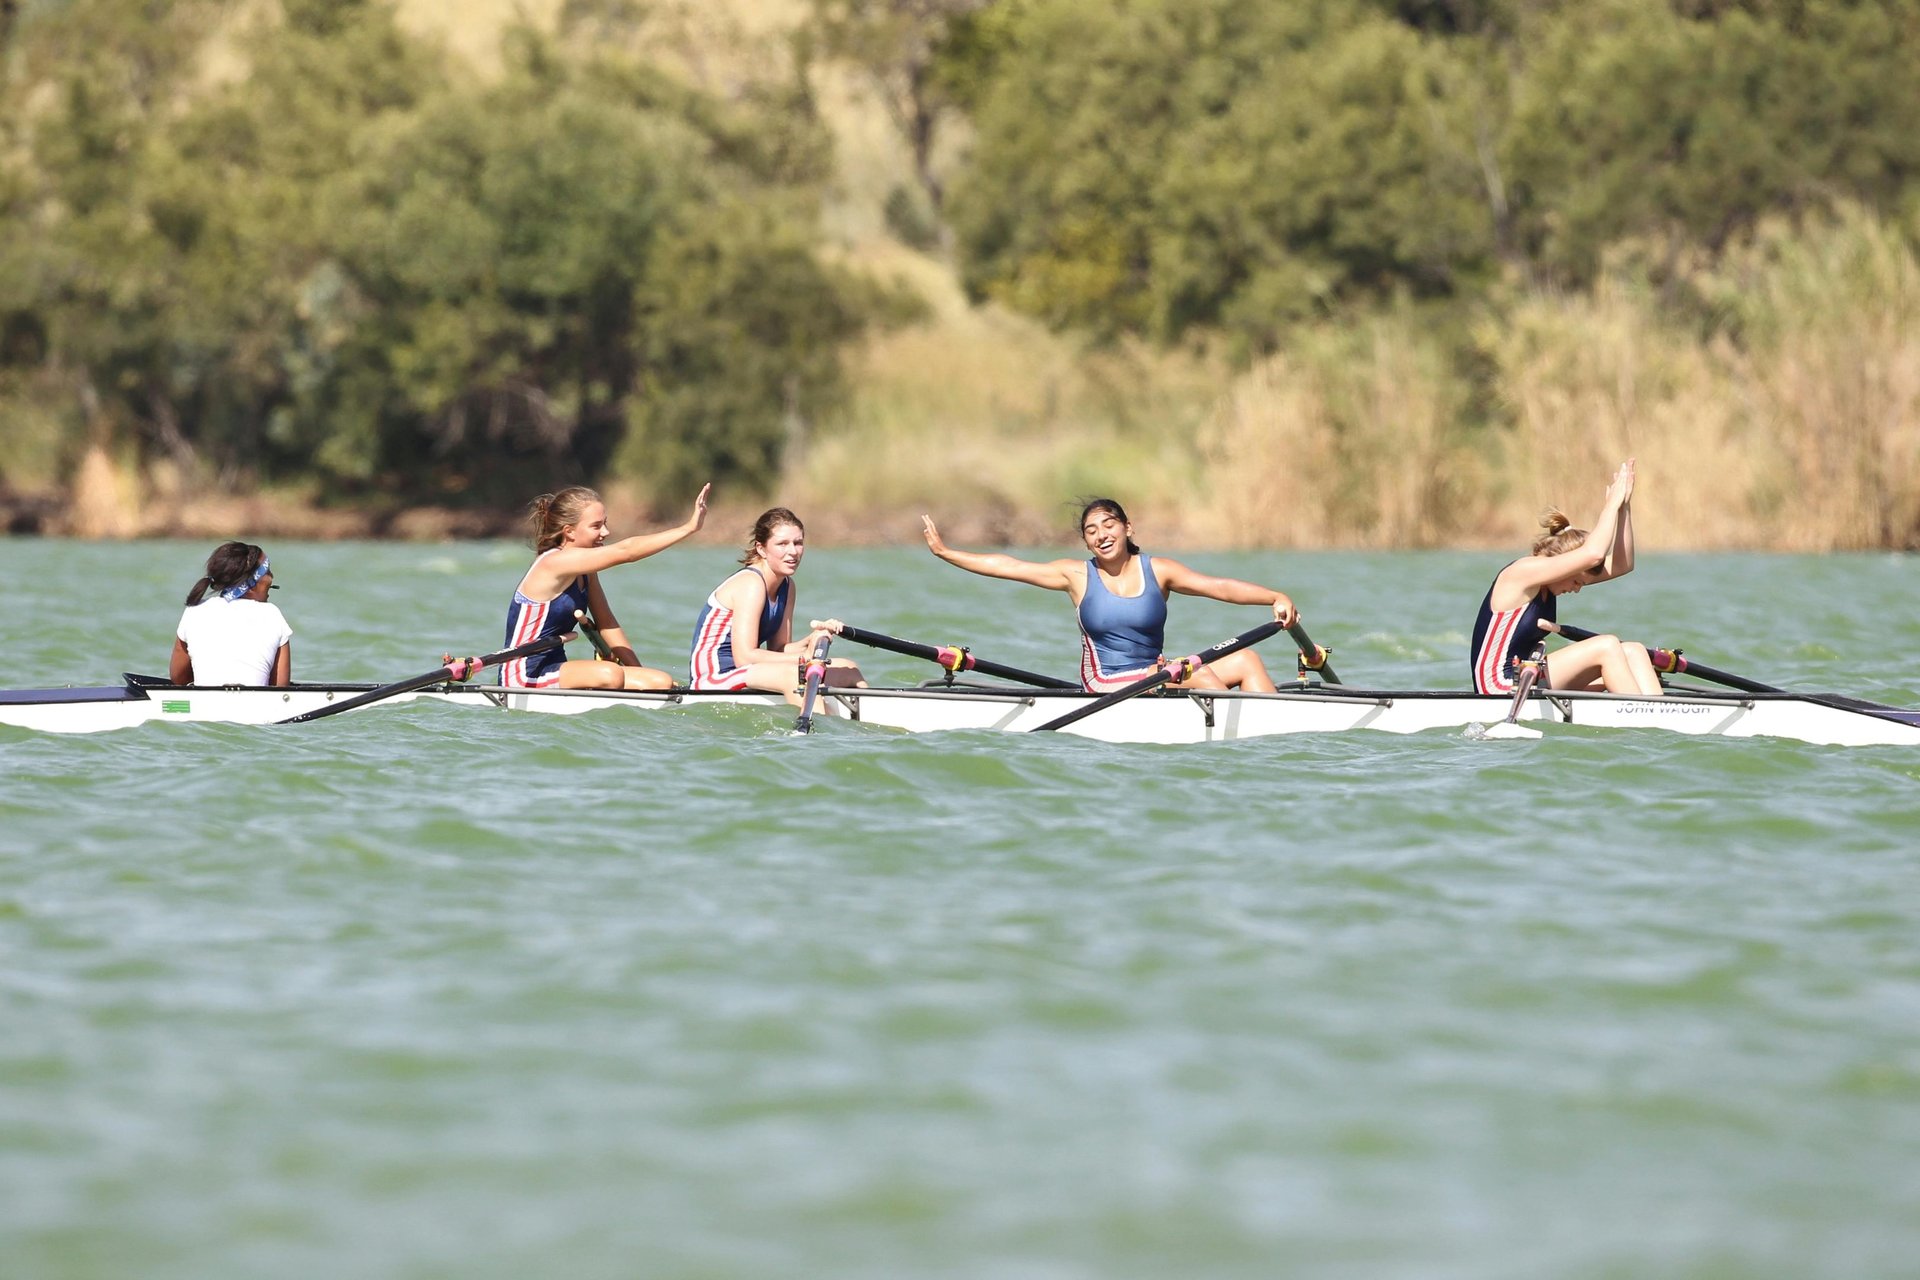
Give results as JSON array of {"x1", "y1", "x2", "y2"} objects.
[
  {"x1": 1543, "y1": 621, "x2": 1785, "y2": 695},
  {"x1": 834, "y1": 623, "x2": 1077, "y2": 690},
  {"x1": 1287, "y1": 620, "x2": 1340, "y2": 685},
  {"x1": 1034, "y1": 621, "x2": 1283, "y2": 732}
]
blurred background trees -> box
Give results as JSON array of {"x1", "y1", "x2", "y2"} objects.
[{"x1": 3, "y1": 0, "x2": 1917, "y2": 545}]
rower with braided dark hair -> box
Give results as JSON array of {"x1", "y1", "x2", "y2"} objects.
[{"x1": 169, "y1": 541, "x2": 293, "y2": 686}]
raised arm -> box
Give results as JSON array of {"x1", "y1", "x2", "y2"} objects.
[
  {"x1": 922, "y1": 516, "x2": 1078, "y2": 592},
  {"x1": 544, "y1": 484, "x2": 710, "y2": 580},
  {"x1": 1600, "y1": 461, "x2": 1636, "y2": 580},
  {"x1": 1499, "y1": 462, "x2": 1634, "y2": 594},
  {"x1": 1155, "y1": 558, "x2": 1297, "y2": 626}
]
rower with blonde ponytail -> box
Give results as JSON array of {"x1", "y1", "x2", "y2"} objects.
[
  {"x1": 1469, "y1": 460, "x2": 1663, "y2": 698},
  {"x1": 500, "y1": 482, "x2": 712, "y2": 690}
]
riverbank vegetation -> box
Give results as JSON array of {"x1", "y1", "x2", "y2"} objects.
[{"x1": 3, "y1": 0, "x2": 1917, "y2": 548}]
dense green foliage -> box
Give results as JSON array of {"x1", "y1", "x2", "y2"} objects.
[
  {"x1": 3, "y1": 0, "x2": 1918, "y2": 525},
  {"x1": 0, "y1": 0, "x2": 883, "y2": 503},
  {"x1": 945, "y1": 0, "x2": 1920, "y2": 348}
]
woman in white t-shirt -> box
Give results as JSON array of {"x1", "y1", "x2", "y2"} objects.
[{"x1": 169, "y1": 542, "x2": 293, "y2": 687}]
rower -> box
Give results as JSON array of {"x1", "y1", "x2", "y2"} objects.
[
  {"x1": 501, "y1": 483, "x2": 709, "y2": 690},
  {"x1": 920, "y1": 498, "x2": 1298, "y2": 692},
  {"x1": 1469, "y1": 458, "x2": 1663, "y2": 697},
  {"x1": 169, "y1": 542, "x2": 293, "y2": 687},
  {"x1": 689, "y1": 507, "x2": 866, "y2": 705}
]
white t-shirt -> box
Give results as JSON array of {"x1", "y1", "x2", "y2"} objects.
[{"x1": 176, "y1": 598, "x2": 293, "y2": 686}]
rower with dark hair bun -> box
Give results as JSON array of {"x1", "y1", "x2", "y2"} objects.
[
  {"x1": 169, "y1": 541, "x2": 293, "y2": 686},
  {"x1": 920, "y1": 497, "x2": 1299, "y2": 692},
  {"x1": 500, "y1": 482, "x2": 711, "y2": 690},
  {"x1": 1469, "y1": 459, "x2": 1662, "y2": 696}
]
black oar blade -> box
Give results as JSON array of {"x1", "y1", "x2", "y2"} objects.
[
  {"x1": 279, "y1": 634, "x2": 568, "y2": 724},
  {"x1": 1033, "y1": 621, "x2": 1283, "y2": 733}
]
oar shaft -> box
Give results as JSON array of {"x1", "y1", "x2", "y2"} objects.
[
  {"x1": 1547, "y1": 622, "x2": 1784, "y2": 695},
  {"x1": 834, "y1": 624, "x2": 1076, "y2": 690},
  {"x1": 574, "y1": 609, "x2": 615, "y2": 662},
  {"x1": 794, "y1": 635, "x2": 832, "y2": 734},
  {"x1": 1502, "y1": 644, "x2": 1545, "y2": 725},
  {"x1": 1287, "y1": 621, "x2": 1340, "y2": 685},
  {"x1": 1034, "y1": 621, "x2": 1283, "y2": 732},
  {"x1": 280, "y1": 633, "x2": 568, "y2": 724}
]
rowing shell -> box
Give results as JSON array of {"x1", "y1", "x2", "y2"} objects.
[{"x1": 3, "y1": 675, "x2": 1917, "y2": 745}]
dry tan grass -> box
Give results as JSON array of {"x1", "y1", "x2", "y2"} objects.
[
  {"x1": 789, "y1": 242, "x2": 1224, "y2": 543},
  {"x1": 1717, "y1": 206, "x2": 1920, "y2": 550},
  {"x1": 1486, "y1": 209, "x2": 1920, "y2": 552},
  {"x1": 1195, "y1": 310, "x2": 1481, "y2": 549},
  {"x1": 1482, "y1": 276, "x2": 1767, "y2": 551}
]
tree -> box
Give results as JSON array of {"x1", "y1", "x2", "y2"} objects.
[{"x1": 807, "y1": 0, "x2": 994, "y2": 222}]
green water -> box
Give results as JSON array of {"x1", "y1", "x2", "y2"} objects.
[{"x1": 4, "y1": 539, "x2": 1919, "y2": 1279}]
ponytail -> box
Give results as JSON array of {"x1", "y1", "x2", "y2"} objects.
[
  {"x1": 185, "y1": 542, "x2": 265, "y2": 606},
  {"x1": 1530, "y1": 507, "x2": 1587, "y2": 557},
  {"x1": 528, "y1": 486, "x2": 602, "y2": 551}
]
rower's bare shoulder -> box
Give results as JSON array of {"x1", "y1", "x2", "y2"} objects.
[{"x1": 1148, "y1": 554, "x2": 1195, "y2": 582}]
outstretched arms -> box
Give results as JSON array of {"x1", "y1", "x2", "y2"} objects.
[
  {"x1": 1155, "y1": 559, "x2": 1298, "y2": 627},
  {"x1": 922, "y1": 516, "x2": 1079, "y2": 593}
]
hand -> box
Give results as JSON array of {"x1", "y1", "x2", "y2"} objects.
[
  {"x1": 807, "y1": 618, "x2": 845, "y2": 635},
  {"x1": 687, "y1": 482, "x2": 712, "y2": 532},
  {"x1": 921, "y1": 515, "x2": 949, "y2": 558},
  {"x1": 1270, "y1": 595, "x2": 1297, "y2": 628},
  {"x1": 1605, "y1": 459, "x2": 1635, "y2": 506}
]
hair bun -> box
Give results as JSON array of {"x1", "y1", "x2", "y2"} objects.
[{"x1": 1538, "y1": 507, "x2": 1571, "y2": 536}]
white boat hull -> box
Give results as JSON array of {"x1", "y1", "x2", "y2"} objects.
[{"x1": 3, "y1": 677, "x2": 1917, "y2": 746}]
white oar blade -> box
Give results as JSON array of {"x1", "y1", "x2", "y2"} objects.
[{"x1": 1470, "y1": 720, "x2": 1543, "y2": 741}]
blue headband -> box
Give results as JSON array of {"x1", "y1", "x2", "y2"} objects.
[{"x1": 220, "y1": 556, "x2": 270, "y2": 601}]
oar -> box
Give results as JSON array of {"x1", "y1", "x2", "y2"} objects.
[
  {"x1": 831, "y1": 622, "x2": 1076, "y2": 690},
  {"x1": 793, "y1": 634, "x2": 833, "y2": 735},
  {"x1": 1287, "y1": 620, "x2": 1341, "y2": 685},
  {"x1": 1543, "y1": 622, "x2": 1780, "y2": 694},
  {"x1": 574, "y1": 609, "x2": 615, "y2": 662},
  {"x1": 1545, "y1": 620, "x2": 1920, "y2": 727},
  {"x1": 1032, "y1": 621, "x2": 1282, "y2": 733},
  {"x1": 1480, "y1": 642, "x2": 1546, "y2": 740},
  {"x1": 279, "y1": 634, "x2": 570, "y2": 724}
]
